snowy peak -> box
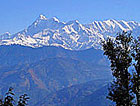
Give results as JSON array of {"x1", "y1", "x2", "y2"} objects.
[
  {"x1": 37, "y1": 15, "x2": 60, "y2": 22},
  {"x1": 26, "y1": 16, "x2": 64, "y2": 36},
  {"x1": 38, "y1": 14, "x2": 47, "y2": 20},
  {"x1": 51, "y1": 17, "x2": 60, "y2": 22},
  {"x1": 87, "y1": 19, "x2": 140, "y2": 37},
  {"x1": 0, "y1": 15, "x2": 140, "y2": 50},
  {"x1": 0, "y1": 32, "x2": 11, "y2": 40},
  {"x1": 91, "y1": 19, "x2": 129, "y2": 32},
  {"x1": 66, "y1": 20, "x2": 79, "y2": 25}
]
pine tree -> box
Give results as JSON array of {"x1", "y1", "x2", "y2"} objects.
[
  {"x1": 102, "y1": 31, "x2": 134, "y2": 106},
  {"x1": 0, "y1": 87, "x2": 29, "y2": 106},
  {"x1": 3, "y1": 87, "x2": 15, "y2": 106},
  {"x1": 17, "y1": 94, "x2": 29, "y2": 106}
]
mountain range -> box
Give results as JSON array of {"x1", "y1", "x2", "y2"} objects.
[
  {"x1": 0, "y1": 15, "x2": 140, "y2": 50},
  {"x1": 0, "y1": 15, "x2": 139, "y2": 106},
  {"x1": 0, "y1": 45, "x2": 111, "y2": 106}
]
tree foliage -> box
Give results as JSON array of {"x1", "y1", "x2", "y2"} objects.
[
  {"x1": 0, "y1": 87, "x2": 29, "y2": 106},
  {"x1": 131, "y1": 37, "x2": 140, "y2": 106},
  {"x1": 103, "y1": 31, "x2": 140, "y2": 106}
]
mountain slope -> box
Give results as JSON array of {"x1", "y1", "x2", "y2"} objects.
[
  {"x1": 37, "y1": 80, "x2": 111, "y2": 106},
  {"x1": 0, "y1": 15, "x2": 140, "y2": 50},
  {"x1": 0, "y1": 45, "x2": 111, "y2": 105},
  {"x1": 0, "y1": 45, "x2": 108, "y2": 66}
]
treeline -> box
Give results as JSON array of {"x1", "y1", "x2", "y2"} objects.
[
  {"x1": 0, "y1": 87, "x2": 29, "y2": 106},
  {"x1": 103, "y1": 31, "x2": 140, "y2": 106}
]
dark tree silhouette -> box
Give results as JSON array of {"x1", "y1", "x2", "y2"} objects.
[
  {"x1": 3, "y1": 87, "x2": 15, "y2": 106},
  {"x1": 0, "y1": 87, "x2": 29, "y2": 106},
  {"x1": 131, "y1": 37, "x2": 140, "y2": 106},
  {"x1": 17, "y1": 94, "x2": 29, "y2": 106},
  {"x1": 102, "y1": 31, "x2": 134, "y2": 106}
]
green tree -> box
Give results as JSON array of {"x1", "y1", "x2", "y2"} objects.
[{"x1": 102, "y1": 31, "x2": 134, "y2": 106}]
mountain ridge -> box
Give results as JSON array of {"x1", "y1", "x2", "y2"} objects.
[
  {"x1": 0, "y1": 45, "x2": 111, "y2": 105},
  {"x1": 0, "y1": 15, "x2": 140, "y2": 50}
]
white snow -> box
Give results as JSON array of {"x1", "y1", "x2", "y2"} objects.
[{"x1": 0, "y1": 15, "x2": 140, "y2": 50}]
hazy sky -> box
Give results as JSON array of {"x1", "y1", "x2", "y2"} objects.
[{"x1": 0, "y1": 0, "x2": 140, "y2": 34}]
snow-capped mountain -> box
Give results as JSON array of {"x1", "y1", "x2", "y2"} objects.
[{"x1": 0, "y1": 15, "x2": 140, "y2": 50}]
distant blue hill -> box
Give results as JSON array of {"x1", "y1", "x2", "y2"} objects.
[
  {"x1": 0, "y1": 45, "x2": 112, "y2": 105},
  {"x1": 37, "y1": 80, "x2": 111, "y2": 106}
]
